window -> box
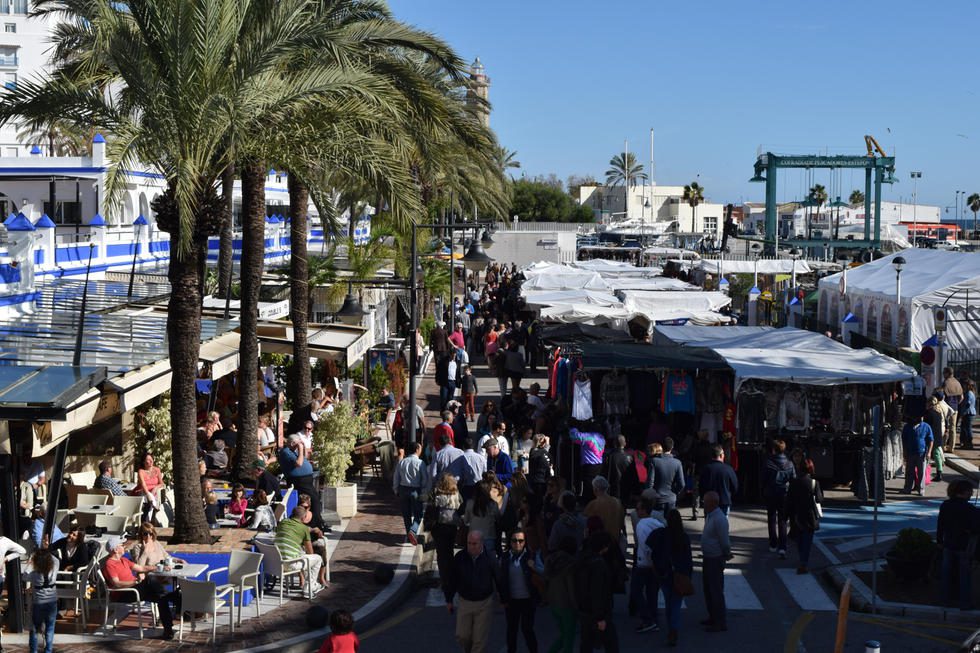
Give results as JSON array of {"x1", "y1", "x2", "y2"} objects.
[
  {"x1": 0, "y1": 46, "x2": 15, "y2": 66},
  {"x1": 4, "y1": 23, "x2": 14, "y2": 32},
  {"x1": 866, "y1": 303, "x2": 878, "y2": 339},
  {"x1": 3, "y1": 72, "x2": 15, "y2": 90},
  {"x1": 11, "y1": 0, "x2": 26, "y2": 14},
  {"x1": 4, "y1": 147, "x2": 16, "y2": 157},
  {"x1": 703, "y1": 215, "x2": 718, "y2": 234},
  {"x1": 42, "y1": 200, "x2": 82, "y2": 224},
  {"x1": 897, "y1": 307, "x2": 910, "y2": 348},
  {"x1": 881, "y1": 304, "x2": 893, "y2": 345}
]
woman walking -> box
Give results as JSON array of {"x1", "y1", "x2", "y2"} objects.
[
  {"x1": 464, "y1": 481, "x2": 501, "y2": 557},
  {"x1": 430, "y1": 473, "x2": 462, "y2": 590},
  {"x1": 786, "y1": 458, "x2": 823, "y2": 574},
  {"x1": 650, "y1": 510, "x2": 693, "y2": 647},
  {"x1": 28, "y1": 548, "x2": 59, "y2": 653},
  {"x1": 960, "y1": 380, "x2": 976, "y2": 449}
]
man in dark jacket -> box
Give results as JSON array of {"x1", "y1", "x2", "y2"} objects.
[
  {"x1": 445, "y1": 529, "x2": 497, "y2": 653},
  {"x1": 449, "y1": 400, "x2": 470, "y2": 445},
  {"x1": 604, "y1": 436, "x2": 633, "y2": 503},
  {"x1": 699, "y1": 445, "x2": 738, "y2": 515},
  {"x1": 577, "y1": 531, "x2": 619, "y2": 653},
  {"x1": 497, "y1": 528, "x2": 539, "y2": 653},
  {"x1": 644, "y1": 440, "x2": 685, "y2": 514},
  {"x1": 762, "y1": 439, "x2": 795, "y2": 556},
  {"x1": 937, "y1": 479, "x2": 980, "y2": 610}
]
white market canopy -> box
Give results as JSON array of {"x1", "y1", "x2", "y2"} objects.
[
  {"x1": 620, "y1": 290, "x2": 731, "y2": 315},
  {"x1": 522, "y1": 289, "x2": 622, "y2": 308},
  {"x1": 817, "y1": 249, "x2": 980, "y2": 349},
  {"x1": 520, "y1": 264, "x2": 612, "y2": 291},
  {"x1": 606, "y1": 277, "x2": 700, "y2": 292},
  {"x1": 652, "y1": 325, "x2": 775, "y2": 347},
  {"x1": 573, "y1": 259, "x2": 663, "y2": 278},
  {"x1": 537, "y1": 303, "x2": 631, "y2": 330},
  {"x1": 697, "y1": 259, "x2": 813, "y2": 275}
]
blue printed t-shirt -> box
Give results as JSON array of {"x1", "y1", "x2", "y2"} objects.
[{"x1": 278, "y1": 447, "x2": 313, "y2": 478}]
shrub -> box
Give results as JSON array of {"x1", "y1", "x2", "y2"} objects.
[
  {"x1": 311, "y1": 402, "x2": 366, "y2": 487},
  {"x1": 135, "y1": 395, "x2": 173, "y2": 482},
  {"x1": 893, "y1": 527, "x2": 935, "y2": 559}
]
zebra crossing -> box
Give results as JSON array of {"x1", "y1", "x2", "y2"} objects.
[{"x1": 425, "y1": 564, "x2": 837, "y2": 613}]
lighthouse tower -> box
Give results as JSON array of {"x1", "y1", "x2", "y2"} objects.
[{"x1": 466, "y1": 57, "x2": 491, "y2": 127}]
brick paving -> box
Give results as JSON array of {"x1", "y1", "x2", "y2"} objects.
[{"x1": 3, "y1": 473, "x2": 405, "y2": 653}]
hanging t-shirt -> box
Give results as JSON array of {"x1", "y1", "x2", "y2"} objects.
[
  {"x1": 572, "y1": 378, "x2": 594, "y2": 421},
  {"x1": 661, "y1": 372, "x2": 695, "y2": 414},
  {"x1": 779, "y1": 388, "x2": 810, "y2": 431},
  {"x1": 568, "y1": 429, "x2": 605, "y2": 466},
  {"x1": 600, "y1": 372, "x2": 630, "y2": 416}
]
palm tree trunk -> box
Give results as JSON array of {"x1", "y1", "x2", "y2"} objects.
[
  {"x1": 167, "y1": 234, "x2": 211, "y2": 544},
  {"x1": 217, "y1": 164, "x2": 235, "y2": 298},
  {"x1": 236, "y1": 161, "x2": 264, "y2": 479},
  {"x1": 289, "y1": 174, "x2": 311, "y2": 410},
  {"x1": 974, "y1": 210, "x2": 977, "y2": 240}
]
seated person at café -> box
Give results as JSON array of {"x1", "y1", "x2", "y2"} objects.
[
  {"x1": 274, "y1": 505, "x2": 326, "y2": 593},
  {"x1": 103, "y1": 536, "x2": 181, "y2": 640},
  {"x1": 206, "y1": 439, "x2": 229, "y2": 472},
  {"x1": 210, "y1": 419, "x2": 238, "y2": 450},
  {"x1": 129, "y1": 522, "x2": 186, "y2": 568},
  {"x1": 50, "y1": 527, "x2": 91, "y2": 572},
  {"x1": 31, "y1": 506, "x2": 65, "y2": 549},
  {"x1": 226, "y1": 484, "x2": 248, "y2": 526},
  {"x1": 248, "y1": 489, "x2": 277, "y2": 532},
  {"x1": 205, "y1": 492, "x2": 221, "y2": 529},
  {"x1": 94, "y1": 460, "x2": 127, "y2": 496},
  {"x1": 250, "y1": 459, "x2": 282, "y2": 502},
  {"x1": 296, "y1": 493, "x2": 328, "y2": 570}
]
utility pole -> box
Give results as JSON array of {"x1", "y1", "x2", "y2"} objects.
[{"x1": 910, "y1": 171, "x2": 921, "y2": 246}]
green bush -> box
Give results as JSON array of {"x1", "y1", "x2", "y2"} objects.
[
  {"x1": 135, "y1": 395, "x2": 173, "y2": 482},
  {"x1": 419, "y1": 316, "x2": 436, "y2": 347},
  {"x1": 893, "y1": 527, "x2": 935, "y2": 559},
  {"x1": 311, "y1": 402, "x2": 365, "y2": 487}
]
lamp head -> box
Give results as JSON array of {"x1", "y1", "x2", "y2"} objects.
[
  {"x1": 462, "y1": 240, "x2": 493, "y2": 271},
  {"x1": 892, "y1": 255, "x2": 906, "y2": 273}
]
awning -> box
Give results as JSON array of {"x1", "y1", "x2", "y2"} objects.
[
  {"x1": 199, "y1": 331, "x2": 241, "y2": 379},
  {"x1": 579, "y1": 342, "x2": 729, "y2": 370},
  {"x1": 106, "y1": 358, "x2": 172, "y2": 412},
  {"x1": 32, "y1": 387, "x2": 103, "y2": 455},
  {"x1": 258, "y1": 323, "x2": 373, "y2": 368},
  {"x1": 0, "y1": 365, "x2": 107, "y2": 421},
  {"x1": 538, "y1": 323, "x2": 636, "y2": 345}
]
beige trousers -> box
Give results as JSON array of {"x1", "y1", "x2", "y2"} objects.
[{"x1": 455, "y1": 595, "x2": 493, "y2": 653}]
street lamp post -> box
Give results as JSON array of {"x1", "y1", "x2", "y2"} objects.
[
  {"x1": 910, "y1": 172, "x2": 922, "y2": 246},
  {"x1": 893, "y1": 255, "x2": 906, "y2": 306}
]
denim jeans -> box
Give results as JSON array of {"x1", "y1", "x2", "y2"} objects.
[
  {"x1": 798, "y1": 529, "x2": 814, "y2": 567},
  {"x1": 661, "y1": 576, "x2": 683, "y2": 632},
  {"x1": 941, "y1": 547, "x2": 974, "y2": 609},
  {"x1": 397, "y1": 486, "x2": 423, "y2": 535},
  {"x1": 702, "y1": 556, "x2": 726, "y2": 627},
  {"x1": 504, "y1": 598, "x2": 538, "y2": 653},
  {"x1": 30, "y1": 600, "x2": 57, "y2": 653},
  {"x1": 629, "y1": 565, "x2": 659, "y2": 624},
  {"x1": 766, "y1": 496, "x2": 788, "y2": 551},
  {"x1": 962, "y1": 414, "x2": 974, "y2": 447},
  {"x1": 439, "y1": 382, "x2": 456, "y2": 411}
]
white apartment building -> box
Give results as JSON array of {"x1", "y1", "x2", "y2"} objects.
[
  {"x1": 0, "y1": 2, "x2": 56, "y2": 156},
  {"x1": 740, "y1": 200, "x2": 941, "y2": 239},
  {"x1": 577, "y1": 183, "x2": 726, "y2": 236}
]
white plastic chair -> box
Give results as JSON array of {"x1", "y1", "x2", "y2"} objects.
[
  {"x1": 207, "y1": 550, "x2": 264, "y2": 625},
  {"x1": 55, "y1": 564, "x2": 91, "y2": 631},
  {"x1": 94, "y1": 566, "x2": 157, "y2": 639},
  {"x1": 76, "y1": 494, "x2": 110, "y2": 507},
  {"x1": 95, "y1": 514, "x2": 128, "y2": 535},
  {"x1": 109, "y1": 495, "x2": 145, "y2": 529},
  {"x1": 177, "y1": 579, "x2": 235, "y2": 643},
  {"x1": 253, "y1": 540, "x2": 311, "y2": 605}
]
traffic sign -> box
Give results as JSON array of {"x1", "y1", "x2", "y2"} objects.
[
  {"x1": 920, "y1": 345, "x2": 936, "y2": 366},
  {"x1": 934, "y1": 307, "x2": 947, "y2": 332}
]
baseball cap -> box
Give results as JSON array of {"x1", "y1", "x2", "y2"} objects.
[
  {"x1": 106, "y1": 536, "x2": 125, "y2": 553},
  {"x1": 251, "y1": 459, "x2": 267, "y2": 470}
]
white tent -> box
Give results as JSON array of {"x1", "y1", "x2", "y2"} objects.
[
  {"x1": 520, "y1": 269, "x2": 612, "y2": 291},
  {"x1": 522, "y1": 289, "x2": 622, "y2": 308},
  {"x1": 703, "y1": 328, "x2": 916, "y2": 391},
  {"x1": 537, "y1": 303, "x2": 631, "y2": 330},
  {"x1": 607, "y1": 277, "x2": 700, "y2": 292},
  {"x1": 697, "y1": 259, "x2": 813, "y2": 275},
  {"x1": 817, "y1": 249, "x2": 980, "y2": 349},
  {"x1": 652, "y1": 325, "x2": 774, "y2": 346},
  {"x1": 620, "y1": 290, "x2": 731, "y2": 316},
  {"x1": 573, "y1": 259, "x2": 663, "y2": 278}
]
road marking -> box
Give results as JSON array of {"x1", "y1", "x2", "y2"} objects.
[
  {"x1": 784, "y1": 611, "x2": 813, "y2": 653},
  {"x1": 426, "y1": 588, "x2": 445, "y2": 607},
  {"x1": 775, "y1": 569, "x2": 837, "y2": 611},
  {"x1": 359, "y1": 606, "x2": 422, "y2": 641},
  {"x1": 851, "y1": 615, "x2": 961, "y2": 646},
  {"x1": 722, "y1": 568, "x2": 763, "y2": 610},
  {"x1": 813, "y1": 537, "x2": 840, "y2": 566}
]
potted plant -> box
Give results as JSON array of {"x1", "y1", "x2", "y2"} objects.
[
  {"x1": 885, "y1": 527, "x2": 936, "y2": 581},
  {"x1": 312, "y1": 402, "x2": 363, "y2": 519}
]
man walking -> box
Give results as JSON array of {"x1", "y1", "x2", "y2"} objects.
[
  {"x1": 700, "y1": 491, "x2": 731, "y2": 633},
  {"x1": 644, "y1": 440, "x2": 685, "y2": 514},
  {"x1": 699, "y1": 445, "x2": 738, "y2": 515},
  {"x1": 902, "y1": 414, "x2": 933, "y2": 496},
  {"x1": 631, "y1": 497, "x2": 664, "y2": 634},
  {"x1": 447, "y1": 436, "x2": 487, "y2": 504},
  {"x1": 762, "y1": 439, "x2": 795, "y2": 557},
  {"x1": 497, "y1": 528, "x2": 539, "y2": 653},
  {"x1": 393, "y1": 442, "x2": 427, "y2": 546},
  {"x1": 445, "y1": 530, "x2": 497, "y2": 653}
]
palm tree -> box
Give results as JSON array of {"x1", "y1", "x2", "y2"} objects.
[
  {"x1": 16, "y1": 119, "x2": 88, "y2": 156},
  {"x1": 682, "y1": 182, "x2": 704, "y2": 234},
  {"x1": 808, "y1": 184, "x2": 827, "y2": 240},
  {"x1": 967, "y1": 193, "x2": 980, "y2": 239},
  {"x1": 605, "y1": 152, "x2": 647, "y2": 188},
  {"x1": 849, "y1": 189, "x2": 865, "y2": 207},
  {"x1": 288, "y1": 174, "x2": 312, "y2": 406},
  {"x1": 495, "y1": 146, "x2": 520, "y2": 175}
]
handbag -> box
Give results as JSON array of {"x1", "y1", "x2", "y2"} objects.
[
  {"x1": 672, "y1": 572, "x2": 695, "y2": 597},
  {"x1": 811, "y1": 479, "x2": 823, "y2": 519}
]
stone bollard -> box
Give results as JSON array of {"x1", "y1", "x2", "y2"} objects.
[{"x1": 865, "y1": 640, "x2": 881, "y2": 653}]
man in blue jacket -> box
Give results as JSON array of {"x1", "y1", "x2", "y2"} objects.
[
  {"x1": 485, "y1": 439, "x2": 515, "y2": 487},
  {"x1": 699, "y1": 445, "x2": 738, "y2": 515},
  {"x1": 902, "y1": 414, "x2": 933, "y2": 496}
]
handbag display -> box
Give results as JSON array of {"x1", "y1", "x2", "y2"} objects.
[{"x1": 672, "y1": 572, "x2": 695, "y2": 597}]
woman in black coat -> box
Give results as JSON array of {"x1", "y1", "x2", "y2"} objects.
[
  {"x1": 785, "y1": 458, "x2": 823, "y2": 574},
  {"x1": 49, "y1": 527, "x2": 90, "y2": 572}
]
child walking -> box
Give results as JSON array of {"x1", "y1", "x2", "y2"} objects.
[{"x1": 317, "y1": 609, "x2": 359, "y2": 653}]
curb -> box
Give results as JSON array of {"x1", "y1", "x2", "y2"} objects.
[
  {"x1": 233, "y1": 538, "x2": 417, "y2": 653},
  {"x1": 945, "y1": 452, "x2": 980, "y2": 481},
  {"x1": 825, "y1": 563, "x2": 980, "y2": 624}
]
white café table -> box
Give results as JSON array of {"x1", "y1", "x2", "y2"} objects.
[
  {"x1": 73, "y1": 504, "x2": 118, "y2": 516},
  {"x1": 149, "y1": 563, "x2": 209, "y2": 585}
]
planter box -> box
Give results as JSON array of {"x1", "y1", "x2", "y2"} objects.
[{"x1": 322, "y1": 482, "x2": 358, "y2": 519}]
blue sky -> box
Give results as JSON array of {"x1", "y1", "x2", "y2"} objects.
[{"x1": 388, "y1": 1, "x2": 980, "y2": 214}]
